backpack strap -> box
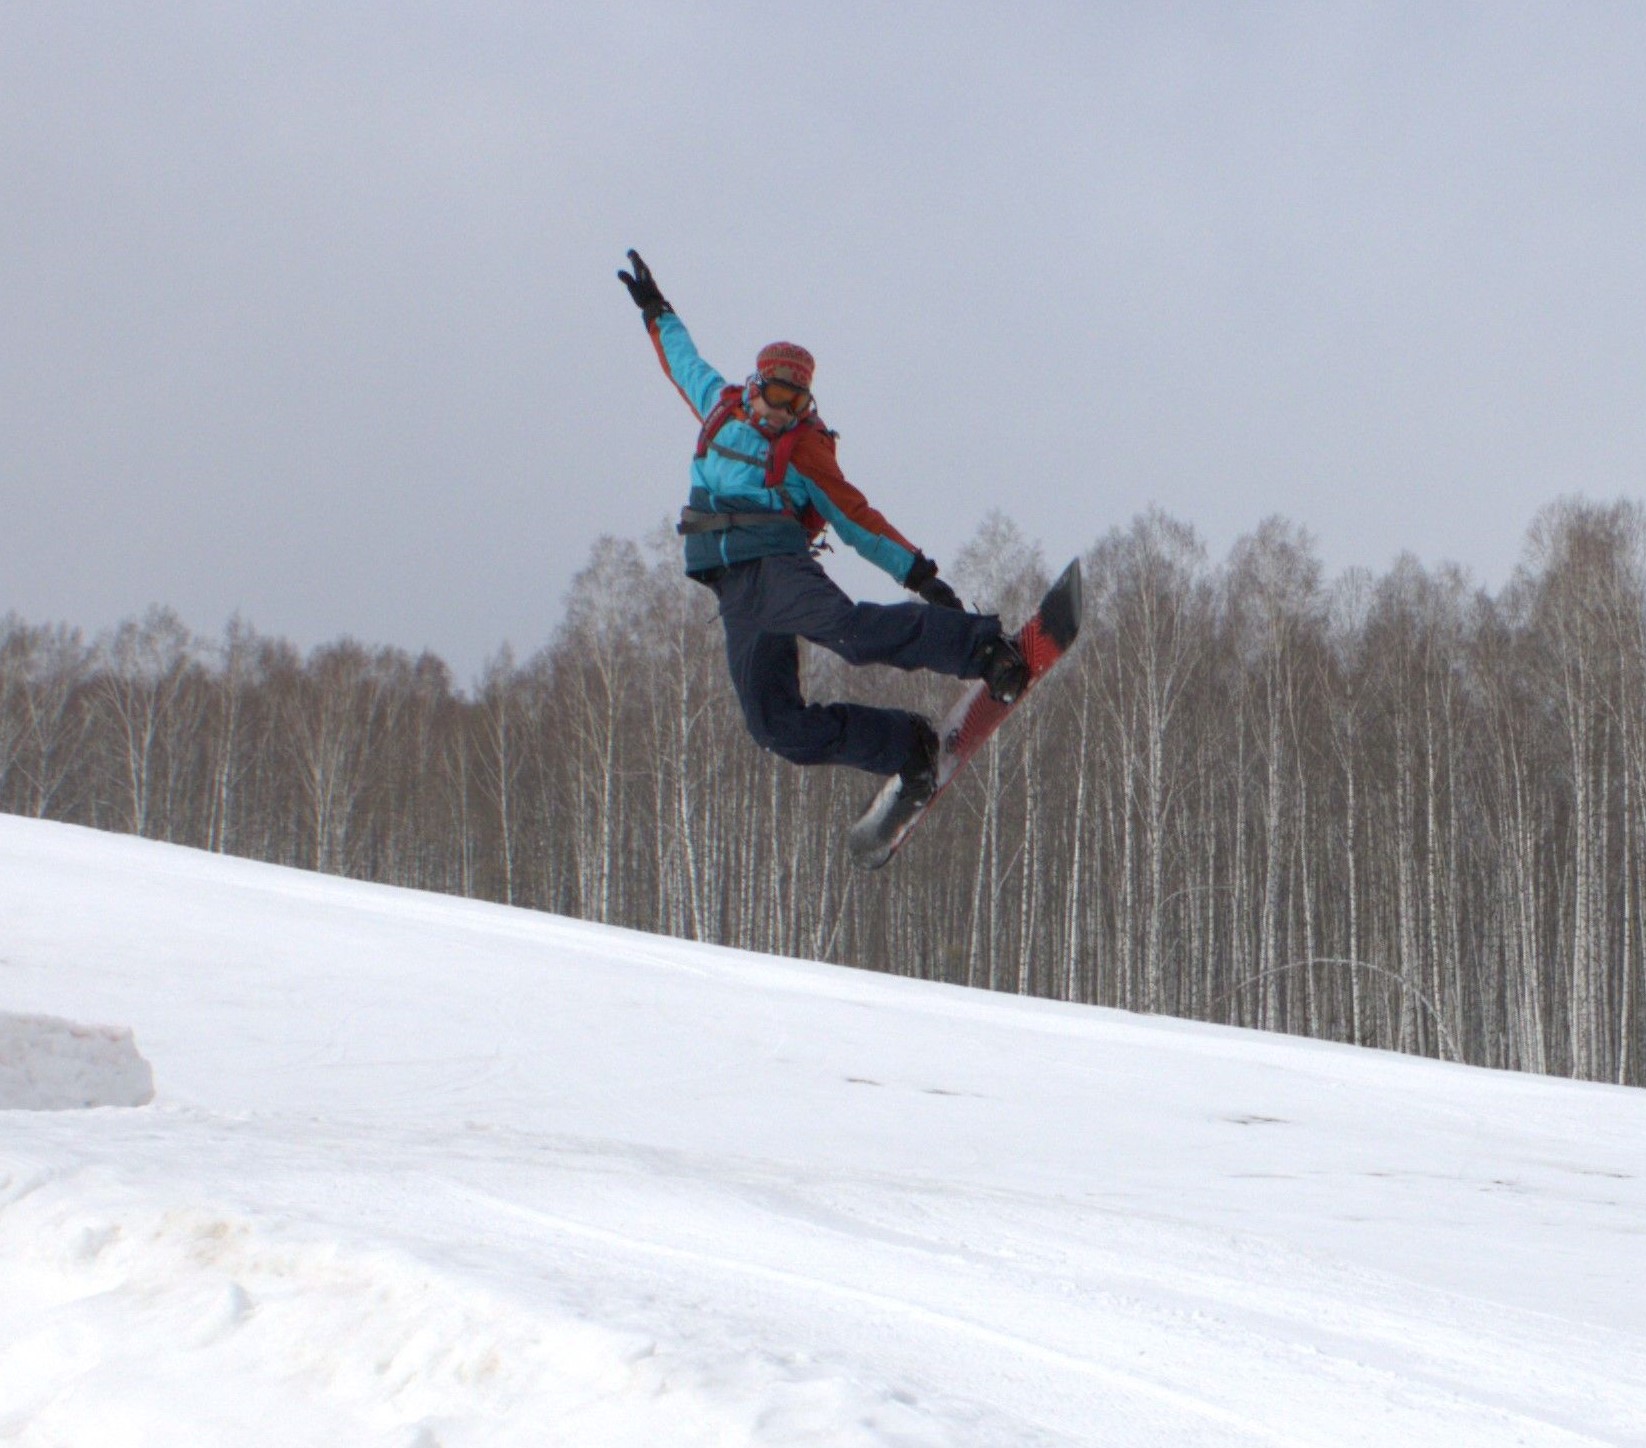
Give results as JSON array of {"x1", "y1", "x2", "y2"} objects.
[
  {"x1": 677, "y1": 506, "x2": 798, "y2": 535},
  {"x1": 692, "y1": 384, "x2": 829, "y2": 540},
  {"x1": 695, "y1": 384, "x2": 823, "y2": 489},
  {"x1": 764, "y1": 418, "x2": 808, "y2": 489},
  {"x1": 694, "y1": 384, "x2": 747, "y2": 463}
]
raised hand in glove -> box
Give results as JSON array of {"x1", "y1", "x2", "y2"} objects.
[
  {"x1": 617, "y1": 249, "x2": 672, "y2": 324},
  {"x1": 905, "y1": 553, "x2": 964, "y2": 611}
]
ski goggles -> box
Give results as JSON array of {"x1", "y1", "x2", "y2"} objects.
[{"x1": 756, "y1": 377, "x2": 812, "y2": 414}]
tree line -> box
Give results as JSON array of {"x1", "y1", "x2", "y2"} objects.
[{"x1": 4, "y1": 498, "x2": 1643, "y2": 1086}]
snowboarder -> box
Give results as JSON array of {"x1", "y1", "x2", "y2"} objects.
[{"x1": 617, "y1": 249, "x2": 1028, "y2": 807}]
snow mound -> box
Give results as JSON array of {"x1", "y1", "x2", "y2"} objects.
[
  {"x1": 0, "y1": 1175, "x2": 935, "y2": 1448},
  {"x1": 0, "y1": 1013, "x2": 155, "y2": 1110}
]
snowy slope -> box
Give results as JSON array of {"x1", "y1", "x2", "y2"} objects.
[{"x1": 1, "y1": 815, "x2": 1643, "y2": 1447}]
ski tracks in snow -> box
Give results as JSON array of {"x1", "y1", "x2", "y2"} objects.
[
  {"x1": 424, "y1": 1140, "x2": 1643, "y2": 1448},
  {"x1": 4, "y1": 1106, "x2": 1645, "y2": 1447}
]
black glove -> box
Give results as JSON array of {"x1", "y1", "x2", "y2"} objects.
[
  {"x1": 906, "y1": 553, "x2": 963, "y2": 610},
  {"x1": 617, "y1": 249, "x2": 672, "y2": 324}
]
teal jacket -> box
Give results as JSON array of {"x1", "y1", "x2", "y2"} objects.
[{"x1": 647, "y1": 312, "x2": 922, "y2": 580}]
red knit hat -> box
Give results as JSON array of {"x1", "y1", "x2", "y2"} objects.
[{"x1": 755, "y1": 341, "x2": 815, "y2": 390}]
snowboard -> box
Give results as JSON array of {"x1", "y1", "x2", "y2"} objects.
[{"x1": 847, "y1": 559, "x2": 1083, "y2": 870}]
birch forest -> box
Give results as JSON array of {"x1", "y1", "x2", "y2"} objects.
[{"x1": 4, "y1": 497, "x2": 1644, "y2": 1087}]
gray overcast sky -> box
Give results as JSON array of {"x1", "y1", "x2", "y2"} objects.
[{"x1": 4, "y1": 2, "x2": 1644, "y2": 683}]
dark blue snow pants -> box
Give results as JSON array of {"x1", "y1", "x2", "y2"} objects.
[{"x1": 706, "y1": 553, "x2": 1002, "y2": 776}]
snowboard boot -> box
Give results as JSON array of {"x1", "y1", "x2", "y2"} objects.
[
  {"x1": 975, "y1": 632, "x2": 1030, "y2": 704},
  {"x1": 898, "y1": 714, "x2": 941, "y2": 805}
]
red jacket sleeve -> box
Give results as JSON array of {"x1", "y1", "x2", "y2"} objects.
[{"x1": 788, "y1": 427, "x2": 921, "y2": 579}]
